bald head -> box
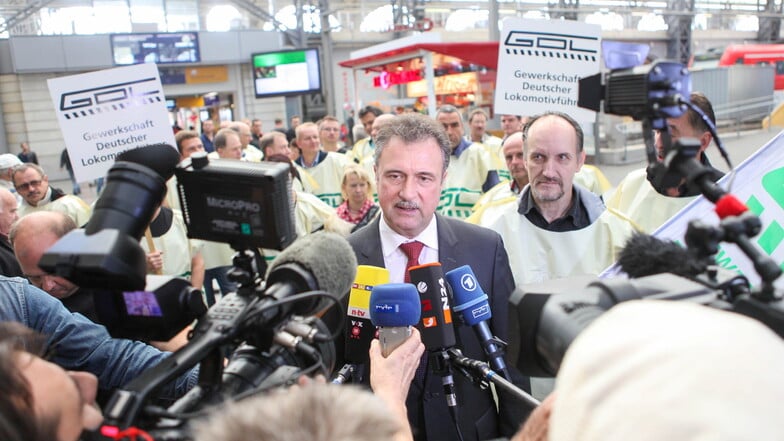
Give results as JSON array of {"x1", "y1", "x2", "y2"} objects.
[
  {"x1": 0, "y1": 188, "x2": 18, "y2": 237},
  {"x1": 370, "y1": 114, "x2": 396, "y2": 141},
  {"x1": 10, "y1": 211, "x2": 78, "y2": 299}
]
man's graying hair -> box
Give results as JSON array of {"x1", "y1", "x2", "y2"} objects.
[
  {"x1": 374, "y1": 113, "x2": 451, "y2": 173},
  {"x1": 194, "y1": 384, "x2": 404, "y2": 441}
]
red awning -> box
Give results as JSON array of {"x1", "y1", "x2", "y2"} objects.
[{"x1": 338, "y1": 42, "x2": 500, "y2": 71}]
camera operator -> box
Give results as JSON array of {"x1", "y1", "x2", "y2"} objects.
[
  {"x1": 0, "y1": 276, "x2": 197, "y2": 400},
  {"x1": 11, "y1": 212, "x2": 95, "y2": 318},
  {"x1": 607, "y1": 92, "x2": 724, "y2": 233},
  {"x1": 194, "y1": 329, "x2": 425, "y2": 441},
  {"x1": 10, "y1": 211, "x2": 190, "y2": 351},
  {"x1": 0, "y1": 321, "x2": 103, "y2": 441},
  {"x1": 512, "y1": 300, "x2": 784, "y2": 441}
]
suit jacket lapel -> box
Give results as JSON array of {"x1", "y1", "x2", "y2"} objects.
[
  {"x1": 436, "y1": 214, "x2": 459, "y2": 270},
  {"x1": 355, "y1": 217, "x2": 386, "y2": 267}
]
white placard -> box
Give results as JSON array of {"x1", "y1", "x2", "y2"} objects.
[
  {"x1": 47, "y1": 63, "x2": 176, "y2": 182},
  {"x1": 494, "y1": 18, "x2": 601, "y2": 123}
]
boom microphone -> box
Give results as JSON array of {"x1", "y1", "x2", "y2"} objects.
[
  {"x1": 409, "y1": 263, "x2": 456, "y2": 350},
  {"x1": 618, "y1": 233, "x2": 705, "y2": 279},
  {"x1": 266, "y1": 231, "x2": 357, "y2": 304},
  {"x1": 445, "y1": 265, "x2": 510, "y2": 379},
  {"x1": 370, "y1": 283, "x2": 421, "y2": 357}
]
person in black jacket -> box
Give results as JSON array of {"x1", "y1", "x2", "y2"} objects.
[
  {"x1": 17, "y1": 142, "x2": 38, "y2": 165},
  {"x1": 0, "y1": 188, "x2": 22, "y2": 277},
  {"x1": 341, "y1": 114, "x2": 527, "y2": 441}
]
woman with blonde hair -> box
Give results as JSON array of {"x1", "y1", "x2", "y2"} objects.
[{"x1": 337, "y1": 164, "x2": 379, "y2": 232}]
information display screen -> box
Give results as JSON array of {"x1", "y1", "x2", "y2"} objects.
[
  {"x1": 252, "y1": 48, "x2": 322, "y2": 98},
  {"x1": 112, "y1": 32, "x2": 200, "y2": 66}
]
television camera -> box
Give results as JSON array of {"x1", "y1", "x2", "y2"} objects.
[
  {"x1": 39, "y1": 146, "x2": 355, "y2": 439},
  {"x1": 507, "y1": 42, "x2": 784, "y2": 378}
]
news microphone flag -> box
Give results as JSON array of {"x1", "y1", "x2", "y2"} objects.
[
  {"x1": 409, "y1": 262, "x2": 456, "y2": 351},
  {"x1": 370, "y1": 283, "x2": 421, "y2": 356},
  {"x1": 344, "y1": 265, "x2": 390, "y2": 364},
  {"x1": 446, "y1": 264, "x2": 510, "y2": 378}
]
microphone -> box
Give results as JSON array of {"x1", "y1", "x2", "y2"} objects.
[
  {"x1": 254, "y1": 231, "x2": 357, "y2": 327},
  {"x1": 409, "y1": 262, "x2": 461, "y2": 430},
  {"x1": 617, "y1": 233, "x2": 705, "y2": 279},
  {"x1": 335, "y1": 265, "x2": 390, "y2": 383},
  {"x1": 370, "y1": 283, "x2": 421, "y2": 357},
  {"x1": 409, "y1": 263, "x2": 456, "y2": 351},
  {"x1": 445, "y1": 265, "x2": 510, "y2": 379},
  {"x1": 265, "y1": 231, "x2": 357, "y2": 301}
]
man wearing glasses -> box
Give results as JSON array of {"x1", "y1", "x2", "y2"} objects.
[{"x1": 12, "y1": 163, "x2": 91, "y2": 227}]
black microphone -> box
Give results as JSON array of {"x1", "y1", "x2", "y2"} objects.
[
  {"x1": 261, "y1": 231, "x2": 358, "y2": 323},
  {"x1": 333, "y1": 265, "x2": 390, "y2": 384},
  {"x1": 409, "y1": 262, "x2": 462, "y2": 434},
  {"x1": 409, "y1": 263, "x2": 456, "y2": 351},
  {"x1": 445, "y1": 265, "x2": 510, "y2": 379},
  {"x1": 618, "y1": 233, "x2": 705, "y2": 279}
]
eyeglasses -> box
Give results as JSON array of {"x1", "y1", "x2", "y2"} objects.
[{"x1": 15, "y1": 179, "x2": 42, "y2": 191}]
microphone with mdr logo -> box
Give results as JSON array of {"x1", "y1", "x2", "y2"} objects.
[
  {"x1": 445, "y1": 265, "x2": 510, "y2": 380},
  {"x1": 369, "y1": 283, "x2": 421, "y2": 357},
  {"x1": 332, "y1": 265, "x2": 390, "y2": 384}
]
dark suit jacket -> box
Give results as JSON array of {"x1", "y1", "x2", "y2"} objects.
[
  {"x1": 0, "y1": 236, "x2": 23, "y2": 278},
  {"x1": 347, "y1": 214, "x2": 518, "y2": 441}
]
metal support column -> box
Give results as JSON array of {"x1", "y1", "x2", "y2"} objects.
[
  {"x1": 757, "y1": 0, "x2": 782, "y2": 43},
  {"x1": 665, "y1": 0, "x2": 694, "y2": 64}
]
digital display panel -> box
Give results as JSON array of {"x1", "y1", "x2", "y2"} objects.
[
  {"x1": 251, "y1": 48, "x2": 322, "y2": 98},
  {"x1": 123, "y1": 291, "x2": 164, "y2": 317},
  {"x1": 112, "y1": 32, "x2": 200, "y2": 66}
]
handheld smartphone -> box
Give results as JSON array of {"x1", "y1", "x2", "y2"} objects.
[{"x1": 378, "y1": 326, "x2": 412, "y2": 357}]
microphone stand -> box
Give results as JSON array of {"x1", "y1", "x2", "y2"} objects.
[
  {"x1": 448, "y1": 348, "x2": 540, "y2": 410},
  {"x1": 432, "y1": 350, "x2": 466, "y2": 441}
]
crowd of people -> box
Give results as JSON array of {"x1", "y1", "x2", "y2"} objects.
[{"x1": 1, "y1": 93, "x2": 783, "y2": 441}]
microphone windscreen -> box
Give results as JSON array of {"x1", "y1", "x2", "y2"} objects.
[
  {"x1": 116, "y1": 143, "x2": 180, "y2": 181},
  {"x1": 409, "y1": 262, "x2": 456, "y2": 350},
  {"x1": 618, "y1": 233, "x2": 703, "y2": 279},
  {"x1": 445, "y1": 265, "x2": 491, "y2": 326},
  {"x1": 267, "y1": 231, "x2": 357, "y2": 298},
  {"x1": 370, "y1": 283, "x2": 421, "y2": 327}
]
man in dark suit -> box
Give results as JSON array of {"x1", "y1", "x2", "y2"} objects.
[{"x1": 347, "y1": 113, "x2": 522, "y2": 441}]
